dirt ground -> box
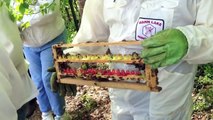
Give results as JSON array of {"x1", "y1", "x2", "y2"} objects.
[
  {"x1": 28, "y1": 86, "x2": 212, "y2": 120},
  {"x1": 28, "y1": 85, "x2": 111, "y2": 120}
]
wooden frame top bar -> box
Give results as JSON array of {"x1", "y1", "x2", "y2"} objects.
[{"x1": 53, "y1": 41, "x2": 141, "y2": 48}]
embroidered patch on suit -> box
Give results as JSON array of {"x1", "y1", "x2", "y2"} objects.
[{"x1": 135, "y1": 17, "x2": 164, "y2": 40}]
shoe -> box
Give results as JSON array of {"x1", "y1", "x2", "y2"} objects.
[{"x1": 42, "y1": 112, "x2": 54, "y2": 120}]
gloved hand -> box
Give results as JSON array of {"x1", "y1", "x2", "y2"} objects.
[
  {"x1": 48, "y1": 67, "x2": 77, "y2": 97},
  {"x1": 141, "y1": 29, "x2": 188, "y2": 69}
]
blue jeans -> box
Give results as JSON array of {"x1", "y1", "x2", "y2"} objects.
[{"x1": 23, "y1": 31, "x2": 66, "y2": 116}]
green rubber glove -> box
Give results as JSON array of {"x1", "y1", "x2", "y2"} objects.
[
  {"x1": 48, "y1": 67, "x2": 77, "y2": 97},
  {"x1": 141, "y1": 29, "x2": 188, "y2": 69}
]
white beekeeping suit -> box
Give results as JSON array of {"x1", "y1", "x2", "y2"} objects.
[
  {"x1": 65, "y1": 0, "x2": 213, "y2": 120},
  {"x1": 0, "y1": 3, "x2": 37, "y2": 120}
]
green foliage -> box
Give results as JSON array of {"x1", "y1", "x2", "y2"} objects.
[
  {"x1": 0, "y1": 1, "x2": 3, "y2": 7},
  {"x1": 67, "y1": 95, "x2": 97, "y2": 120},
  {"x1": 60, "y1": 0, "x2": 79, "y2": 43},
  {"x1": 81, "y1": 95, "x2": 97, "y2": 111},
  {"x1": 39, "y1": 2, "x2": 56, "y2": 15},
  {"x1": 8, "y1": 0, "x2": 32, "y2": 22},
  {"x1": 18, "y1": 2, "x2": 29, "y2": 14},
  {"x1": 3, "y1": 0, "x2": 10, "y2": 7},
  {"x1": 7, "y1": 0, "x2": 56, "y2": 29},
  {"x1": 193, "y1": 64, "x2": 213, "y2": 112},
  {"x1": 64, "y1": 19, "x2": 77, "y2": 43},
  {"x1": 20, "y1": 21, "x2": 30, "y2": 31}
]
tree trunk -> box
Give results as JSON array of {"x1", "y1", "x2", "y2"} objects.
[{"x1": 77, "y1": 0, "x2": 86, "y2": 17}]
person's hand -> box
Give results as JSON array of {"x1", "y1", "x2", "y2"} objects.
[
  {"x1": 141, "y1": 29, "x2": 188, "y2": 69},
  {"x1": 48, "y1": 67, "x2": 77, "y2": 97}
]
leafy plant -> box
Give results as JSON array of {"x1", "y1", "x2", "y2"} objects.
[
  {"x1": 67, "y1": 95, "x2": 97, "y2": 120},
  {"x1": 193, "y1": 63, "x2": 213, "y2": 112},
  {"x1": 81, "y1": 95, "x2": 97, "y2": 111}
]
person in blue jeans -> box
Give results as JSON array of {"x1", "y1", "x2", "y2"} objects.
[
  {"x1": 23, "y1": 32, "x2": 66, "y2": 120},
  {"x1": 17, "y1": 0, "x2": 66, "y2": 119}
]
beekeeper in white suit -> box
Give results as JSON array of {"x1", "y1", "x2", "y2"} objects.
[
  {"x1": 59, "y1": 0, "x2": 213, "y2": 119},
  {"x1": 0, "y1": 3, "x2": 37, "y2": 120}
]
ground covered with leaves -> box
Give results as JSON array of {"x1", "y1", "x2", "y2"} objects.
[
  {"x1": 29, "y1": 85, "x2": 212, "y2": 120},
  {"x1": 65, "y1": 85, "x2": 213, "y2": 120},
  {"x1": 64, "y1": 86, "x2": 111, "y2": 120}
]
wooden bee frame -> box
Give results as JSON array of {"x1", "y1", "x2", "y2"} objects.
[{"x1": 52, "y1": 41, "x2": 161, "y2": 92}]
